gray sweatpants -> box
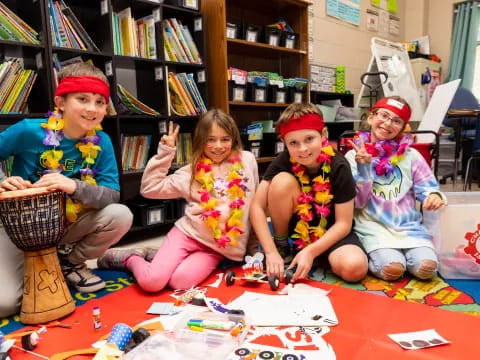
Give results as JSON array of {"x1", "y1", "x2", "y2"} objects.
[{"x1": 0, "y1": 203, "x2": 133, "y2": 318}]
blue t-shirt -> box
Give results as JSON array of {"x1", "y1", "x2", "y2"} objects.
[{"x1": 0, "y1": 118, "x2": 120, "y2": 190}]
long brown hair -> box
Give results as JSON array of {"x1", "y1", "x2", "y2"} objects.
[{"x1": 189, "y1": 109, "x2": 243, "y2": 188}]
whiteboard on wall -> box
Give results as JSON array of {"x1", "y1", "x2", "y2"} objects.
[{"x1": 356, "y1": 38, "x2": 424, "y2": 123}]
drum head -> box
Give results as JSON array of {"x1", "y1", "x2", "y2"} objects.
[{"x1": 0, "y1": 187, "x2": 51, "y2": 200}]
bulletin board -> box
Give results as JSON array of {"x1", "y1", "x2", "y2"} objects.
[{"x1": 356, "y1": 37, "x2": 424, "y2": 122}]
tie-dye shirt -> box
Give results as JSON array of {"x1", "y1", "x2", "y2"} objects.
[{"x1": 345, "y1": 147, "x2": 443, "y2": 253}]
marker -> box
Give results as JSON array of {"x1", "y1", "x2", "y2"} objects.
[{"x1": 187, "y1": 319, "x2": 235, "y2": 330}]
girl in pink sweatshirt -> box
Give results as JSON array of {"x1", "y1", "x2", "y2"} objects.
[{"x1": 97, "y1": 109, "x2": 259, "y2": 291}]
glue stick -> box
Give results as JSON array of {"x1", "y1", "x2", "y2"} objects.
[{"x1": 93, "y1": 306, "x2": 102, "y2": 330}]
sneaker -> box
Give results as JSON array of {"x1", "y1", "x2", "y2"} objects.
[
  {"x1": 62, "y1": 262, "x2": 106, "y2": 293},
  {"x1": 145, "y1": 247, "x2": 159, "y2": 262},
  {"x1": 97, "y1": 248, "x2": 147, "y2": 270}
]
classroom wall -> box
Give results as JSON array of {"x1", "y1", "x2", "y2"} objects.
[
  {"x1": 311, "y1": 0, "x2": 456, "y2": 99},
  {"x1": 311, "y1": 0, "x2": 406, "y2": 99}
]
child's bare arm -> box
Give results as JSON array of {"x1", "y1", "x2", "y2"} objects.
[{"x1": 250, "y1": 180, "x2": 285, "y2": 278}]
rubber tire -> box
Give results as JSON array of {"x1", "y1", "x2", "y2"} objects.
[
  {"x1": 285, "y1": 269, "x2": 294, "y2": 284},
  {"x1": 226, "y1": 271, "x2": 236, "y2": 286},
  {"x1": 268, "y1": 275, "x2": 280, "y2": 290}
]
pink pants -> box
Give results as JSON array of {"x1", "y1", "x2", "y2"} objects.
[{"x1": 126, "y1": 226, "x2": 223, "y2": 292}]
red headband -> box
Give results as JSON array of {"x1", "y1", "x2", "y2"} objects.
[
  {"x1": 372, "y1": 98, "x2": 411, "y2": 123},
  {"x1": 278, "y1": 113, "x2": 325, "y2": 138},
  {"x1": 55, "y1": 76, "x2": 110, "y2": 103}
]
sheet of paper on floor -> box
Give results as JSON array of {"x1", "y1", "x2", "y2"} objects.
[{"x1": 227, "y1": 284, "x2": 338, "y2": 326}]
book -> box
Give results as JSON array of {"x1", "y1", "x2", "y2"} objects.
[{"x1": 59, "y1": 1, "x2": 100, "y2": 52}]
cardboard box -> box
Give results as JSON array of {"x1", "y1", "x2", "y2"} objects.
[{"x1": 424, "y1": 192, "x2": 480, "y2": 279}]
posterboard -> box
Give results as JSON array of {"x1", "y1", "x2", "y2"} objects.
[
  {"x1": 356, "y1": 37, "x2": 424, "y2": 122},
  {"x1": 415, "y1": 79, "x2": 461, "y2": 143}
]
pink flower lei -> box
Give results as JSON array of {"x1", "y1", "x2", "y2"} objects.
[
  {"x1": 353, "y1": 131, "x2": 413, "y2": 177},
  {"x1": 290, "y1": 145, "x2": 335, "y2": 250},
  {"x1": 194, "y1": 152, "x2": 246, "y2": 248}
]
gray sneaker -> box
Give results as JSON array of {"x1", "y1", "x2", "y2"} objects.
[
  {"x1": 97, "y1": 248, "x2": 147, "y2": 270},
  {"x1": 62, "y1": 262, "x2": 106, "y2": 293}
]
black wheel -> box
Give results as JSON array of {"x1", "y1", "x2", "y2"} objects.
[
  {"x1": 268, "y1": 275, "x2": 280, "y2": 290},
  {"x1": 234, "y1": 348, "x2": 250, "y2": 356},
  {"x1": 285, "y1": 269, "x2": 294, "y2": 284},
  {"x1": 226, "y1": 271, "x2": 236, "y2": 286},
  {"x1": 259, "y1": 350, "x2": 275, "y2": 359},
  {"x1": 282, "y1": 354, "x2": 299, "y2": 360}
]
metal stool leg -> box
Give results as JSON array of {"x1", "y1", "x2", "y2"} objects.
[
  {"x1": 464, "y1": 154, "x2": 480, "y2": 191},
  {"x1": 463, "y1": 156, "x2": 474, "y2": 191}
]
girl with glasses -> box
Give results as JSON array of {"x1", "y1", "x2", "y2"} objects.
[{"x1": 345, "y1": 96, "x2": 447, "y2": 281}]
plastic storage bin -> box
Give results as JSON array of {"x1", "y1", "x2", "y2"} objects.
[
  {"x1": 226, "y1": 19, "x2": 243, "y2": 39},
  {"x1": 423, "y1": 191, "x2": 480, "y2": 279},
  {"x1": 244, "y1": 24, "x2": 262, "y2": 43},
  {"x1": 264, "y1": 26, "x2": 282, "y2": 47}
]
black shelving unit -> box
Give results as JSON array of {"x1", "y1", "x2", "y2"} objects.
[
  {"x1": 0, "y1": 0, "x2": 208, "y2": 233},
  {"x1": 310, "y1": 90, "x2": 356, "y2": 141}
]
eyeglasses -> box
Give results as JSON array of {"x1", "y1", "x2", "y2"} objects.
[{"x1": 375, "y1": 110, "x2": 404, "y2": 127}]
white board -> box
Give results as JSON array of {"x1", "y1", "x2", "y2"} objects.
[
  {"x1": 371, "y1": 37, "x2": 425, "y2": 122},
  {"x1": 416, "y1": 79, "x2": 461, "y2": 143},
  {"x1": 356, "y1": 38, "x2": 424, "y2": 123}
]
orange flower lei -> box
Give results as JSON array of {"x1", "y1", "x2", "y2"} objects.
[
  {"x1": 291, "y1": 145, "x2": 335, "y2": 249},
  {"x1": 41, "y1": 108, "x2": 102, "y2": 222},
  {"x1": 194, "y1": 153, "x2": 245, "y2": 248}
]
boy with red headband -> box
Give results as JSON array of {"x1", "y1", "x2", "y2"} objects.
[
  {"x1": 345, "y1": 96, "x2": 446, "y2": 281},
  {"x1": 250, "y1": 103, "x2": 368, "y2": 283},
  {"x1": 0, "y1": 62, "x2": 132, "y2": 317}
]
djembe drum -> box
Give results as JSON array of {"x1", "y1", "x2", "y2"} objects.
[{"x1": 0, "y1": 187, "x2": 75, "y2": 324}]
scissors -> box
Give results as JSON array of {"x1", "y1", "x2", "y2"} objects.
[{"x1": 170, "y1": 286, "x2": 207, "y2": 305}]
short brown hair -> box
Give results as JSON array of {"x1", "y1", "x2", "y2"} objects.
[
  {"x1": 276, "y1": 103, "x2": 324, "y2": 135},
  {"x1": 57, "y1": 61, "x2": 108, "y2": 83}
]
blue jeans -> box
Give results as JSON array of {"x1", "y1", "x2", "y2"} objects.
[{"x1": 369, "y1": 247, "x2": 438, "y2": 280}]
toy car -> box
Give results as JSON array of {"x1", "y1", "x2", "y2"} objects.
[{"x1": 225, "y1": 252, "x2": 294, "y2": 291}]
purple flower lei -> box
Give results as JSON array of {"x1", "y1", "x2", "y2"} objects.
[{"x1": 354, "y1": 131, "x2": 413, "y2": 176}]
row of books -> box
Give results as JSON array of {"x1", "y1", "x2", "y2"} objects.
[
  {"x1": 121, "y1": 135, "x2": 152, "y2": 171},
  {"x1": 0, "y1": 59, "x2": 37, "y2": 114},
  {"x1": 0, "y1": 2, "x2": 39, "y2": 43},
  {"x1": 48, "y1": 0, "x2": 99, "y2": 51},
  {"x1": 168, "y1": 71, "x2": 206, "y2": 116},
  {"x1": 163, "y1": 18, "x2": 202, "y2": 64},
  {"x1": 112, "y1": 7, "x2": 157, "y2": 59},
  {"x1": 174, "y1": 133, "x2": 193, "y2": 166}
]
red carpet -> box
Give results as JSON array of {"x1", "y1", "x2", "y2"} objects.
[{"x1": 7, "y1": 267, "x2": 480, "y2": 359}]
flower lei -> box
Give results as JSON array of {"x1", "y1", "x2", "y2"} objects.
[
  {"x1": 41, "y1": 108, "x2": 102, "y2": 222},
  {"x1": 194, "y1": 153, "x2": 246, "y2": 248},
  {"x1": 291, "y1": 145, "x2": 335, "y2": 250},
  {"x1": 353, "y1": 132, "x2": 413, "y2": 177}
]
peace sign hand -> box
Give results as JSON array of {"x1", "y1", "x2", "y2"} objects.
[
  {"x1": 349, "y1": 136, "x2": 372, "y2": 164},
  {"x1": 160, "y1": 121, "x2": 180, "y2": 148}
]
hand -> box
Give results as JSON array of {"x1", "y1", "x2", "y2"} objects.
[
  {"x1": 0, "y1": 176, "x2": 32, "y2": 192},
  {"x1": 287, "y1": 247, "x2": 315, "y2": 283},
  {"x1": 423, "y1": 193, "x2": 447, "y2": 210},
  {"x1": 160, "y1": 121, "x2": 180, "y2": 148},
  {"x1": 33, "y1": 173, "x2": 77, "y2": 195},
  {"x1": 349, "y1": 136, "x2": 372, "y2": 164},
  {"x1": 265, "y1": 251, "x2": 285, "y2": 279}
]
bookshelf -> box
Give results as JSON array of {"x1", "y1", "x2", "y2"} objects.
[
  {"x1": 310, "y1": 90, "x2": 356, "y2": 141},
  {"x1": 202, "y1": 0, "x2": 311, "y2": 160},
  {"x1": 0, "y1": 0, "x2": 208, "y2": 233}
]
